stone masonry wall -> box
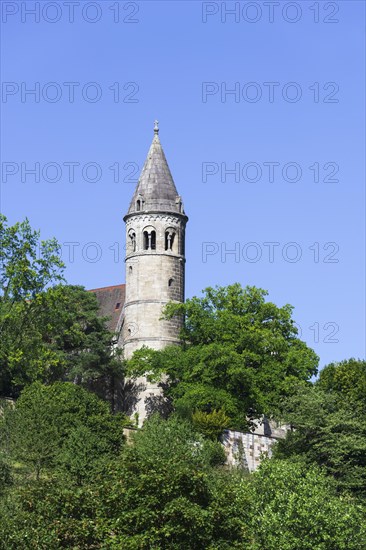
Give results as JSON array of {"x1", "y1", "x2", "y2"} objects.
[{"x1": 222, "y1": 419, "x2": 289, "y2": 471}]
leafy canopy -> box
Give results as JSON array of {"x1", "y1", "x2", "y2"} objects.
[
  {"x1": 0, "y1": 215, "x2": 124, "y2": 398},
  {"x1": 0, "y1": 214, "x2": 64, "y2": 302},
  {"x1": 1, "y1": 415, "x2": 365, "y2": 549},
  {"x1": 128, "y1": 284, "x2": 319, "y2": 429},
  {"x1": 247, "y1": 458, "x2": 366, "y2": 550},
  {"x1": 274, "y1": 359, "x2": 366, "y2": 498},
  {"x1": 0, "y1": 382, "x2": 126, "y2": 480}
]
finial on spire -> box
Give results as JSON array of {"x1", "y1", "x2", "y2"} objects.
[{"x1": 154, "y1": 120, "x2": 159, "y2": 134}]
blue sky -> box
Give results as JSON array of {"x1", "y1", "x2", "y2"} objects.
[{"x1": 1, "y1": 0, "x2": 365, "y2": 371}]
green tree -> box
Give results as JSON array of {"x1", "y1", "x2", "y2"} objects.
[
  {"x1": 109, "y1": 415, "x2": 211, "y2": 546},
  {"x1": 0, "y1": 415, "x2": 245, "y2": 549},
  {"x1": 1, "y1": 382, "x2": 125, "y2": 480},
  {"x1": 5, "y1": 284, "x2": 125, "y2": 396},
  {"x1": 274, "y1": 378, "x2": 366, "y2": 498},
  {"x1": 0, "y1": 455, "x2": 12, "y2": 493},
  {"x1": 128, "y1": 284, "x2": 318, "y2": 429},
  {"x1": 247, "y1": 458, "x2": 366, "y2": 550},
  {"x1": 0, "y1": 215, "x2": 64, "y2": 303},
  {"x1": 317, "y1": 358, "x2": 366, "y2": 407},
  {"x1": 98, "y1": 415, "x2": 229, "y2": 548},
  {"x1": 0, "y1": 215, "x2": 64, "y2": 394},
  {"x1": 0, "y1": 479, "x2": 101, "y2": 549},
  {"x1": 0, "y1": 216, "x2": 124, "y2": 399},
  {"x1": 2, "y1": 413, "x2": 364, "y2": 550},
  {"x1": 192, "y1": 408, "x2": 231, "y2": 441},
  {"x1": 58, "y1": 424, "x2": 115, "y2": 485}
]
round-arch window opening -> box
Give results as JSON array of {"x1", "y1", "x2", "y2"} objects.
[
  {"x1": 165, "y1": 229, "x2": 176, "y2": 251},
  {"x1": 129, "y1": 230, "x2": 136, "y2": 252},
  {"x1": 143, "y1": 229, "x2": 156, "y2": 250}
]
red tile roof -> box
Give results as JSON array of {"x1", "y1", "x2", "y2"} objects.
[{"x1": 89, "y1": 284, "x2": 125, "y2": 333}]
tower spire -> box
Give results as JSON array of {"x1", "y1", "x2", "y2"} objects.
[{"x1": 125, "y1": 122, "x2": 187, "y2": 218}]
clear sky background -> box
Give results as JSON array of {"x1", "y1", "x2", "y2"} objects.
[{"x1": 1, "y1": 0, "x2": 365, "y2": 372}]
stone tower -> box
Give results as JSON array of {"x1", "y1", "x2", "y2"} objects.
[{"x1": 122, "y1": 122, "x2": 188, "y2": 422}]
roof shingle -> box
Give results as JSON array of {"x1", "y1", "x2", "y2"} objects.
[{"x1": 89, "y1": 284, "x2": 125, "y2": 333}]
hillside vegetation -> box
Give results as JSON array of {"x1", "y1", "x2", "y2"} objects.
[{"x1": 1, "y1": 215, "x2": 365, "y2": 548}]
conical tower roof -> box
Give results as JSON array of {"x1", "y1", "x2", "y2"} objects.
[{"x1": 125, "y1": 122, "x2": 186, "y2": 218}]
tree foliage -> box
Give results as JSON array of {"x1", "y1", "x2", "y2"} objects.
[
  {"x1": 275, "y1": 359, "x2": 366, "y2": 498},
  {"x1": 0, "y1": 216, "x2": 124, "y2": 398},
  {"x1": 128, "y1": 284, "x2": 318, "y2": 429},
  {"x1": 1, "y1": 414, "x2": 365, "y2": 549},
  {"x1": 1, "y1": 217, "x2": 364, "y2": 546},
  {"x1": 317, "y1": 358, "x2": 366, "y2": 407},
  {"x1": 192, "y1": 408, "x2": 231, "y2": 441},
  {"x1": 0, "y1": 214, "x2": 64, "y2": 303},
  {"x1": 103, "y1": 415, "x2": 226, "y2": 548},
  {"x1": 0, "y1": 415, "x2": 243, "y2": 549},
  {"x1": 1, "y1": 215, "x2": 62, "y2": 394},
  {"x1": 247, "y1": 458, "x2": 366, "y2": 550},
  {"x1": 0, "y1": 382, "x2": 126, "y2": 480},
  {"x1": 1, "y1": 284, "x2": 125, "y2": 397}
]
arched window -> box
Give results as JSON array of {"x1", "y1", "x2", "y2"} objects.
[
  {"x1": 136, "y1": 195, "x2": 144, "y2": 212},
  {"x1": 129, "y1": 266, "x2": 133, "y2": 274},
  {"x1": 165, "y1": 228, "x2": 177, "y2": 252},
  {"x1": 168, "y1": 277, "x2": 174, "y2": 287},
  {"x1": 128, "y1": 230, "x2": 136, "y2": 252},
  {"x1": 143, "y1": 228, "x2": 156, "y2": 250},
  {"x1": 151, "y1": 231, "x2": 156, "y2": 249},
  {"x1": 165, "y1": 230, "x2": 176, "y2": 251}
]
